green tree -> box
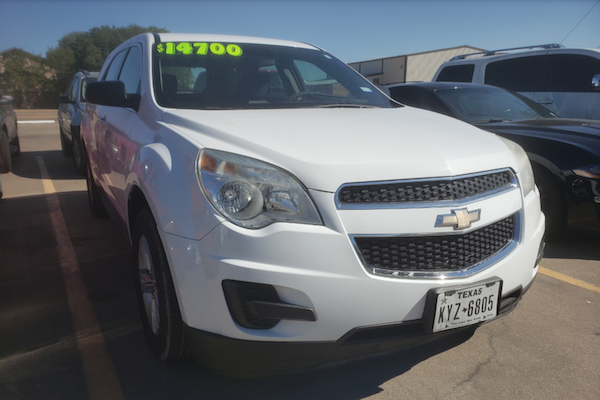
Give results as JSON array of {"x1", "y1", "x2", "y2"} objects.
[
  {"x1": 0, "y1": 48, "x2": 55, "y2": 108},
  {"x1": 0, "y1": 24, "x2": 169, "y2": 108},
  {"x1": 47, "y1": 24, "x2": 169, "y2": 94}
]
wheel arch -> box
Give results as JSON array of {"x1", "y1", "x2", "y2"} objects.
[{"x1": 126, "y1": 141, "x2": 221, "y2": 243}]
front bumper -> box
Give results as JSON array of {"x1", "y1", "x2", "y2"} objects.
[
  {"x1": 184, "y1": 280, "x2": 533, "y2": 376},
  {"x1": 159, "y1": 183, "x2": 545, "y2": 373}
]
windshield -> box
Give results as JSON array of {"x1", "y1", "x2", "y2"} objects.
[
  {"x1": 153, "y1": 41, "x2": 393, "y2": 109},
  {"x1": 434, "y1": 86, "x2": 558, "y2": 123}
]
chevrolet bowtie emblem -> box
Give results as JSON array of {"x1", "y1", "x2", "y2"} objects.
[{"x1": 435, "y1": 208, "x2": 481, "y2": 230}]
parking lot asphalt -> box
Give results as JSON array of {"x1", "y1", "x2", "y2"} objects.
[{"x1": 0, "y1": 111, "x2": 599, "y2": 400}]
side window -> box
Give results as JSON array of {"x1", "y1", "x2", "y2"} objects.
[
  {"x1": 119, "y1": 46, "x2": 142, "y2": 95},
  {"x1": 544, "y1": 54, "x2": 600, "y2": 92},
  {"x1": 484, "y1": 56, "x2": 543, "y2": 92},
  {"x1": 436, "y1": 65, "x2": 475, "y2": 83},
  {"x1": 104, "y1": 49, "x2": 128, "y2": 82}
]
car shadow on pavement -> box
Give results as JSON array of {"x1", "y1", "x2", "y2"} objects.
[
  {"x1": 543, "y1": 229, "x2": 600, "y2": 261},
  {"x1": 108, "y1": 325, "x2": 476, "y2": 400},
  {"x1": 8, "y1": 150, "x2": 79, "y2": 181}
]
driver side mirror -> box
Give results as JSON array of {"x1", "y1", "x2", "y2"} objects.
[{"x1": 85, "y1": 81, "x2": 140, "y2": 111}]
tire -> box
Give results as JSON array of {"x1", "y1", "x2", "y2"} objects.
[
  {"x1": 0, "y1": 130, "x2": 11, "y2": 173},
  {"x1": 10, "y1": 132, "x2": 20, "y2": 157},
  {"x1": 133, "y1": 209, "x2": 189, "y2": 361},
  {"x1": 86, "y1": 163, "x2": 109, "y2": 219},
  {"x1": 72, "y1": 127, "x2": 87, "y2": 176},
  {"x1": 535, "y1": 168, "x2": 567, "y2": 235},
  {"x1": 60, "y1": 127, "x2": 73, "y2": 157}
]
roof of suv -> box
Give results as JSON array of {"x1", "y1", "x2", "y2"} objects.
[{"x1": 442, "y1": 43, "x2": 600, "y2": 64}]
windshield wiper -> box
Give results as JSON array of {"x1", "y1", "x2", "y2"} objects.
[
  {"x1": 476, "y1": 119, "x2": 512, "y2": 123},
  {"x1": 313, "y1": 103, "x2": 377, "y2": 108}
]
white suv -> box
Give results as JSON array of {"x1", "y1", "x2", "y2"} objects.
[
  {"x1": 83, "y1": 33, "x2": 545, "y2": 375},
  {"x1": 433, "y1": 44, "x2": 600, "y2": 120}
]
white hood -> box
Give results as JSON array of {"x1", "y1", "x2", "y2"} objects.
[{"x1": 163, "y1": 106, "x2": 516, "y2": 192}]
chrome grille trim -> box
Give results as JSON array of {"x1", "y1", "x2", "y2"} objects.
[
  {"x1": 350, "y1": 212, "x2": 521, "y2": 279},
  {"x1": 336, "y1": 169, "x2": 517, "y2": 210}
]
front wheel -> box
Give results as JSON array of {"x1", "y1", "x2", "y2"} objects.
[
  {"x1": 133, "y1": 209, "x2": 189, "y2": 360},
  {"x1": 10, "y1": 133, "x2": 20, "y2": 157},
  {"x1": 60, "y1": 127, "x2": 73, "y2": 157},
  {"x1": 72, "y1": 127, "x2": 87, "y2": 176},
  {"x1": 0, "y1": 130, "x2": 11, "y2": 173}
]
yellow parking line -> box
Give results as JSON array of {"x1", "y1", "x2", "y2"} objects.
[
  {"x1": 539, "y1": 266, "x2": 600, "y2": 294},
  {"x1": 37, "y1": 157, "x2": 125, "y2": 400}
]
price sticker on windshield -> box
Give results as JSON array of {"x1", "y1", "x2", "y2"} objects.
[{"x1": 156, "y1": 42, "x2": 243, "y2": 57}]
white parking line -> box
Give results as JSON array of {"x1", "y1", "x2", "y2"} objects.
[
  {"x1": 36, "y1": 156, "x2": 124, "y2": 400},
  {"x1": 18, "y1": 120, "x2": 56, "y2": 124}
]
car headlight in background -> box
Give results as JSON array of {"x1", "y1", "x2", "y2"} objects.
[
  {"x1": 198, "y1": 149, "x2": 322, "y2": 229},
  {"x1": 500, "y1": 137, "x2": 535, "y2": 196}
]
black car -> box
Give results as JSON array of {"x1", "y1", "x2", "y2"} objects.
[
  {"x1": 58, "y1": 70, "x2": 98, "y2": 175},
  {"x1": 0, "y1": 89, "x2": 20, "y2": 173},
  {"x1": 387, "y1": 82, "x2": 600, "y2": 234}
]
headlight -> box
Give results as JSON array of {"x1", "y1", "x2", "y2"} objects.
[
  {"x1": 500, "y1": 138, "x2": 535, "y2": 196},
  {"x1": 198, "y1": 149, "x2": 322, "y2": 229},
  {"x1": 573, "y1": 165, "x2": 600, "y2": 179}
]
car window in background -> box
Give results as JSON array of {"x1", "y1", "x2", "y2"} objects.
[
  {"x1": 436, "y1": 64, "x2": 475, "y2": 82},
  {"x1": 65, "y1": 77, "x2": 76, "y2": 100},
  {"x1": 545, "y1": 54, "x2": 600, "y2": 92},
  {"x1": 388, "y1": 87, "x2": 450, "y2": 115},
  {"x1": 484, "y1": 56, "x2": 543, "y2": 92},
  {"x1": 434, "y1": 86, "x2": 557, "y2": 123}
]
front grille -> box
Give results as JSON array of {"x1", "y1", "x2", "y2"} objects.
[
  {"x1": 338, "y1": 170, "x2": 514, "y2": 205},
  {"x1": 354, "y1": 215, "x2": 515, "y2": 276}
]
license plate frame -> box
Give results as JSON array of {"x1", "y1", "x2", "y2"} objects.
[{"x1": 423, "y1": 277, "x2": 503, "y2": 333}]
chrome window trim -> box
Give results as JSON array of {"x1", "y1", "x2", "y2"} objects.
[
  {"x1": 350, "y1": 211, "x2": 522, "y2": 279},
  {"x1": 336, "y1": 168, "x2": 518, "y2": 210}
]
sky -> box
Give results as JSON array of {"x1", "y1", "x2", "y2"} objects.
[{"x1": 0, "y1": 0, "x2": 599, "y2": 64}]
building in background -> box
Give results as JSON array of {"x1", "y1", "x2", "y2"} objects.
[{"x1": 349, "y1": 45, "x2": 485, "y2": 85}]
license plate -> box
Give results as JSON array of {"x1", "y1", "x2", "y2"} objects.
[{"x1": 426, "y1": 278, "x2": 502, "y2": 333}]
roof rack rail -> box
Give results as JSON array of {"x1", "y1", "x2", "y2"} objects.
[{"x1": 449, "y1": 44, "x2": 564, "y2": 61}]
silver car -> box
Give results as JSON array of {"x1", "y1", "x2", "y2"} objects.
[
  {"x1": 433, "y1": 44, "x2": 600, "y2": 120},
  {"x1": 57, "y1": 70, "x2": 99, "y2": 175}
]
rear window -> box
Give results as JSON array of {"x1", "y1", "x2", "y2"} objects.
[{"x1": 436, "y1": 65, "x2": 475, "y2": 82}]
